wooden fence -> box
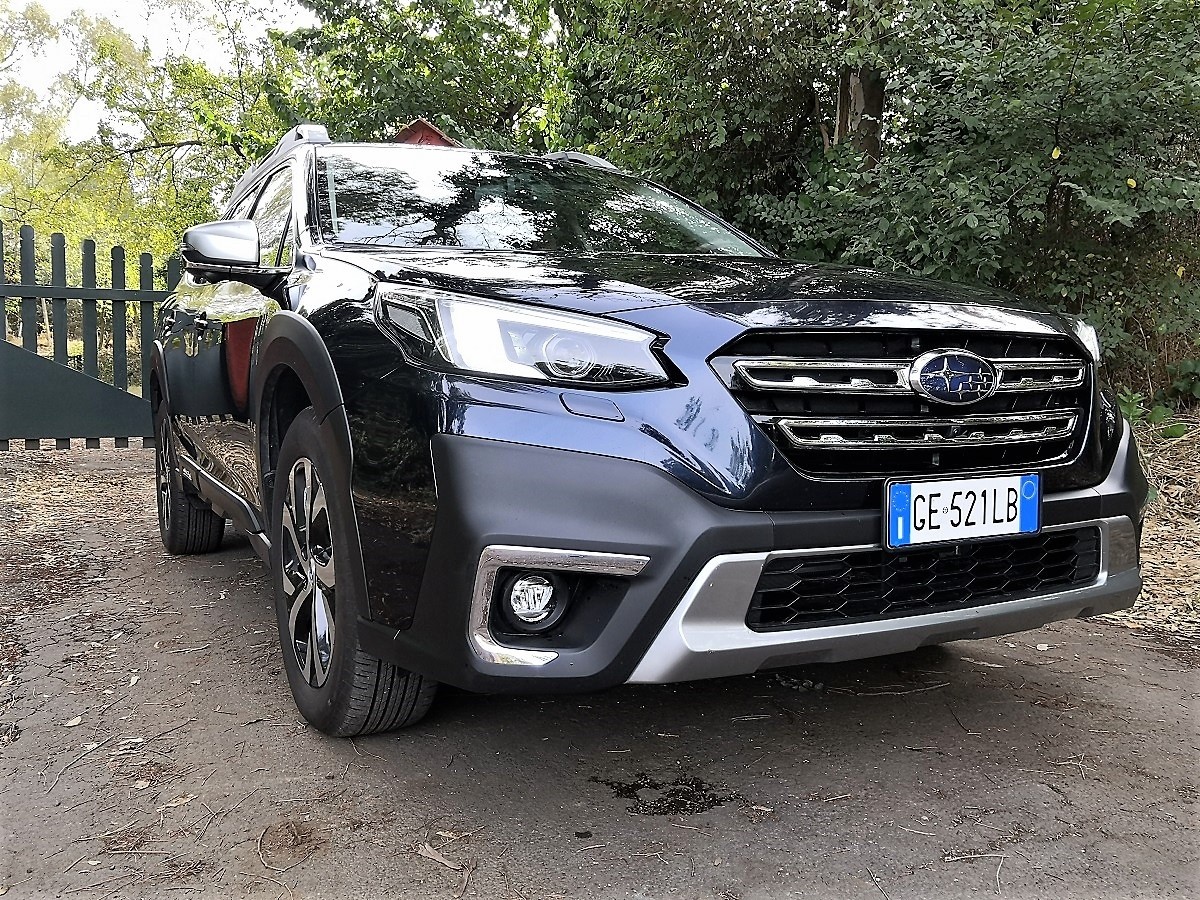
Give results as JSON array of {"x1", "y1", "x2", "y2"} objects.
[{"x1": 0, "y1": 224, "x2": 179, "y2": 449}]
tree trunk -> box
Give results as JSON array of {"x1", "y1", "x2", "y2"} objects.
[
  {"x1": 834, "y1": 64, "x2": 886, "y2": 168},
  {"x1": 833, "y1": 66, "x2": 851, "y2": 146},
  {"x1": 850, "y1": 66, "x2": 885, "y2": 166},
  {"x1": 830, "y1": 0, "x2": 886, "y2": 168}
]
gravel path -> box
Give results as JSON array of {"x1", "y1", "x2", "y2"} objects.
[{"x1": 0, "y1": 447, "x2": 1196, "y2": 899}]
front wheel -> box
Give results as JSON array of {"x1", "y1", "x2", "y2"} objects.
[
  {"x1": 154, "y1": 403, "x2": 225, "y2": 555},
  {"x1": 271, "y1": 409, "x2": 436, "y2": 735}
]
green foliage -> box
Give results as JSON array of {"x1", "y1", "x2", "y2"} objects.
[
  {"x1": 0, "y1": 0, "x2": 291, "y2": 287},
  {"x1": 0, "y1": 0, "x2": 52, "y2": 122},
  {"x1": 1166, "y1": 359, "x2": 1200, "y2": 403},
  {"x1": 552, "y1": 0, "x2": 1200, "y2": 392},
  {"x1": 1117, "y1": 388, "x2": 1188, "y2": 437},
  {"x1": 63, "y1": 6, "x2": 292, "y2": 234},
  {"x1": 269, "y1": 0, "x2": 555, "y2": 148},
  {"x1": 552, "y1": 0, "x2": 826, "y2": 211},
  {"x1": 3, "y1": 0, "x2": 1198, "y2": 397}
]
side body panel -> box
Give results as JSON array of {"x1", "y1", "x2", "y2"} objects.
[{"x1": 167, "y1": 273, "x2": 272, "y2": 506}]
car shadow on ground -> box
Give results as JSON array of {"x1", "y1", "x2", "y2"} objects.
[{"x1": 215, "y1": 528, "x2": 1144, "y2": 833}]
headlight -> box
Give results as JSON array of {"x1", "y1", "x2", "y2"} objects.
[
  {"x1": 1070, "y1": 319, "x2": 1102, "y2": 363},
  {"x1": 375, "y1": 284, "x2": 670, "y2": 388}
]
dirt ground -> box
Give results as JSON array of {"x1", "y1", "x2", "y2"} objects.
[{"x1": 0, "y1": 446, "x2": 1196, "y2": 900}]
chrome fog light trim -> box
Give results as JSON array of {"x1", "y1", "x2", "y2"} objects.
[{"x1": 469, "y1": 545, "x2": 649, "y2": 666}]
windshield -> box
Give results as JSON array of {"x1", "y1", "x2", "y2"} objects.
[{"x1": 314, "y1": 145, "x2": 763, "y2": 255}]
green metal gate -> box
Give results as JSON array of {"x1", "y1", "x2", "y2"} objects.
[{"x1": 0, "y1": 224, "x2": 179, "y2": 450}]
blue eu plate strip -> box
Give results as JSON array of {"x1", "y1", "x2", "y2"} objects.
[
  {"x1": 1019, "y1": 474, "x2": 1040, "y2": 532},
  {"x1": 888, "y1": 482, "x2": 911, "y2": 547}
]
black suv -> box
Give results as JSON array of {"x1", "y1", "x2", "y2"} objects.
[{"x1": 153, "y1": 124, "x2": 1146, "y2": 735}]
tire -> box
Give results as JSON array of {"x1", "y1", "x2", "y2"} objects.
[
  {"x1": 270, "y1": 409, "x2": 436, "y2": 735},
  {"x1": 155, "y1": 404, "x2": 225, "y2": 555}
]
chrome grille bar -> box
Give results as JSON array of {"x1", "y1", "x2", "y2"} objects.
[
  {"x1": 716, "y1": 329, "x2": 1093, "y2": 477},
  {"x1": 995, "y1": 359, "x2": 1087, "y2": 392},
  {"x1": 731, "y1": 357, "x2": 910, "y2": 392},
  {"x1": 729, "y1": 356, "x2": 1086, "y2": 394},
  {"x1": 759, "y1": 411, "x2": 1078, "y2": 449}
]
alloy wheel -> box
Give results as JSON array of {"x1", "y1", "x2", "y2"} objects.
[
  {"x1": 280, "y1": 457, "x2": 337, "y2": 688},
  {"x1": 155, "y1": 417, "x2": 172, "y2": 527}
]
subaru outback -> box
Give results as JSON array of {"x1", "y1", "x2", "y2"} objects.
[{"x1": 152, "y1": 124, "x2": 1146, "y2": 735}]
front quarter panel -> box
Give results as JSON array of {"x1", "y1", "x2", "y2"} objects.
[{"x1": 292, "y1": 255, "x2": 442, "y2": 630}]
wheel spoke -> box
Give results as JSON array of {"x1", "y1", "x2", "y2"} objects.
[
  {"x1": 280, "y1": 501, "x2": 305, "y2": 592},
  {"x1": 310, "y1": 479, "x2": 328, "y2": 529},
  {"x1": 314, "y1": 552, "x2": 336, "y2": 592},
  {"x1": 311, "y1": 588, "x2": 333, "y2": 686},
  {"x1": 291, "y1": 461, "x2": 309, "y2": 554},
  {"x1": 156, "y1": 420, "x2": 172, "y2": 525},
  {"x1": 308, "y1": 474, "x2": 335, "y2": 595},
  {"x1": 287, "y1": 580, "x2": 313, "y2": 644},
  {"x1": 301, "y1": 627, "x2": 316, "y2": 683},
  {"x1": 301, "y1": 459, "x2": 316, "y2": 537},
  {"x1": 282, "y1": 454, "x2": 337, "y2": 690}
]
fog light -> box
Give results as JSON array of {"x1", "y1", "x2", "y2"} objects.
[
  {"x1": 510, "y1": 574, "x2": 556, "y2": 623},
  {"x1": 499, "y1": 571, "x2": 569, "y2": 633}
]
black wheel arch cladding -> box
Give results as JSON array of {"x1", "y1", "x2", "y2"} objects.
[{"x1": 252, "y1": 312, "x2": 371, "y2": 624}]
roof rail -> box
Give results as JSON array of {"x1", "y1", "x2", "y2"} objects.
[
  {"x1": 543, "y1": 150, "x2": 620, "y2": 171},
  {"x1": 228, "y1": 123, "x2": 332, "y2": 203},
  {"x1": 288, "y1": 123, "x2": 332, "y2": 148}
]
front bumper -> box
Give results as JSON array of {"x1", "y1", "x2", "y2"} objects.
[
  {"x1": 627, "y1": 517, "x2": 1139, "y2": 683},
  {"x1": 358, "y1": 425, "x2": 1145, "y2": 692}
]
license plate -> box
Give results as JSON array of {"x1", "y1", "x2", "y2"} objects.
[{"x1": 886, "y1": 474, "x2": 1040, "y2": 549}]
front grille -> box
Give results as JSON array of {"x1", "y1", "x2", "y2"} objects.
[
  {"x1": 712, "y1": 330, "x2": 1092, "y2": 478},
  {"x1": 746, "y1": 527, "x2": 1102, "y2": 631}
]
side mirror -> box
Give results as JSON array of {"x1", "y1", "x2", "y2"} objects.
[{"x1": 182, "y1": 219, "x2": 260, "y2": 271}]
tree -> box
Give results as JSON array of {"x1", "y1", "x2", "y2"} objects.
[
  {"x1": 0, "y1": 0, "x2": 291, "y2": 353},
  {"x1": 1, "y1": 0, "x2": 293, "y2": 280},
  {"x1": 553, "y1": 0, "x2": 1200, "y2": 388},
  {"x1": 2, "y1": 0, "x2": 1196, "y2": 392},
  {"x1": 552, "y1": 0, "x2": 828, "y2": 213},
  {"x1": 0, "y1": 0, "x2": 51, "y2": 125},
  {"x1": 269, "y1": 0, "x2": 555, "y2": 148},
  {"x1": 65, "y1": 5, "x2": 293, "y2": 232}
]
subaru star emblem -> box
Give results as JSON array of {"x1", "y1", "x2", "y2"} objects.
[{"x1": 908, "y1": 349, "x2": 999, "y2": 405}]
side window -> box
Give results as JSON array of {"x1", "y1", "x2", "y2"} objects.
[
  {"x1": 226, "y1": 190, "x2": 257, "y2": 221},
  {"x1": 251, "y1": 167, "x2": 293, "y2": 267}
]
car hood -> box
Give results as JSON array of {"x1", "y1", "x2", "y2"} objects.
[{"x1": 320, "y1": 247, "x2": 1072, "y2": 337}]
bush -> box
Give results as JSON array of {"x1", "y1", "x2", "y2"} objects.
[{"x1": 553, "y1": 0, "x2": 1200, "y2": 394}]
